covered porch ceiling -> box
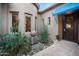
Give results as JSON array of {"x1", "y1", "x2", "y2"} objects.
[{"x1": 52, "y1": 3, "x2": 79, "y2": 16}]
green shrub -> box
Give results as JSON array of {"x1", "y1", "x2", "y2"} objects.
[
  {"x1": 38, "y1": 26, "x2": 49, "y2": 44},
  {"x1": 0, "y1": 33, "x2": 32, "y2": 56},
  {"x1": 0, "y1": 19, "x2": 32, "y2": 56}
]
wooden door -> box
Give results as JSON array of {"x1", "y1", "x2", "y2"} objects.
[
  {"x1": 63, "y1": 14, "x2": 78, "y2": 42},
  {"x1": 63, "y1": 15, "x2": 74, "y2": 41}
]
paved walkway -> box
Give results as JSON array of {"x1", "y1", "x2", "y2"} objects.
[{"x1": 33, "y1": 40, "x2": 79, "y2": 56}]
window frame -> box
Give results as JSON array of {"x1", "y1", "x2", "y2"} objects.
[
  {"x1": 48, "y1": 17, "x2": 51, "y2": 25},
  {"x1": 10, "y1": 11, "x2": 19, "y2": 32},
  {"x1": 25, "y1": 13, "x2": 32, "y2": 32}
]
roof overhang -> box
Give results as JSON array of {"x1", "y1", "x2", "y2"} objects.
[
  {"x1": 32, "y1": 3, "x2": 39, "y2": 10},
  {"x1": 52, "y1": 3, "x2": 79, "y2": 16},
  {"x1": 38, "y1": 3, "x2": 64, "y2": 14}
]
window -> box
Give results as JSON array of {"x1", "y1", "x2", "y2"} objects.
[
  {"x1": 35, "y1": 16, "x2": 37, "y2": 31},
  {"x1": 12, "y1": 13, "x2": 18, "y2": 27},
  {"x1": 12, "y1": 13, "x2": 18, "y2": 32},
  {"x1": 42, "y1": 19, "x2": 44, "y2": 25},
  {"x1": 25, "y1": 16, "x2": 31, "y2": 32},
  {"x1": 48, "y1": 17, "x2": 51, "y2": 25},
  {"x1": 35, "y1": 16, "x2": 37, "y2": 19}
]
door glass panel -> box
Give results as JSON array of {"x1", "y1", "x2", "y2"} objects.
[{"x1": 66, "y1": 24, "x2": 71, "y2": 29}]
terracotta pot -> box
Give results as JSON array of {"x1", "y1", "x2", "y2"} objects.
[{"x1": 30, "y1": 31, "x2": 37, "y2": 37}]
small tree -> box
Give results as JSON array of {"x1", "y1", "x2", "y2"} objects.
[{"x1": 38, "y1": 25, "x2": 49, "y2": 44}]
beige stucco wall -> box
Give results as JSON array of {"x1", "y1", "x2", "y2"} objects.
[
  {"x1": 36, "y1": 14, "x2": 44, "y2": 33},
  {"x1": 41, "y1": 10, "x2": 58, "y2": 41},
  {"x1": 0, "y1": 3, "x2": 64, "y2": 37},
  {"x1": 1, "y1": 4, "x2": 8, "y2": 34},
  {"x1": 0, "y1": 4, "x2": 2, "y2": 34},
  {"x1": 0, "y1": 3, "x2": 38, "y2": 34},
  {"x1": 40, "y1": 4, "x2": 65, "y2": 41},
  {"x1": 42, "y1": 10, "x2": 58, "y2": 40},
  {"x1": 8, "y1": 3, "x2": 37, "y2": 34}
]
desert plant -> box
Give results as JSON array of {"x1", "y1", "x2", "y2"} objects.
[
  {"x1": 38, "y1": 25, "x2": 49, "y2": 44},
  {"x1": 0, "y1": 33, "x2": 32, "y2": 56},
  {"x1": 0, "y1": 19, "x2": 32, "y2": 56}
]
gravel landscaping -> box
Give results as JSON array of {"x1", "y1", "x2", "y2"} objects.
[{"x1": 28, "y1": 39, "x2": 54, "y2": 56}]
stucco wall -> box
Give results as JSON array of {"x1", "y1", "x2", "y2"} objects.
[
  {"x1": 0, "y1": 3, "x2": 37, "y2": 34},
  {"x1": 41, "y1": 10, "x2": 58, "y2": 41},
  {"x1": 36, "y1": 14, "x2": 44, "y2": 33},
  {"x1": 0, "y1": 4, "x2": 2, "y2": 34},
  {"x1": 1, "y1": 4, "x2": 8, "y2": 34},
  {"x1": 40, "y1": 4, "x2": 65, "y2": 41}
]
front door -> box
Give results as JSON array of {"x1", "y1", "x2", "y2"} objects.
[{"x1": 63, "y1": 14, "x2": 78, "y2": 42}]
